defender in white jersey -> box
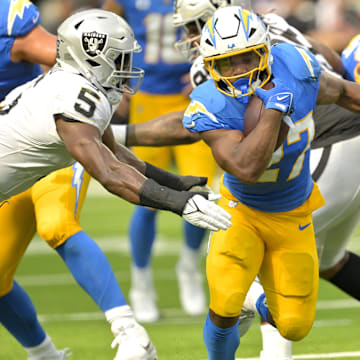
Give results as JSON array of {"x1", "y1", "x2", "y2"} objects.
[{"x1": 0, "y1": 8, "x2": 233, "y2": 360}]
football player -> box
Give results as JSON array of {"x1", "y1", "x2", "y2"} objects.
[
  {"x1": 113, "y1": 2, "x2": 360, "y2": 358},
  {"x1": 112, "y1": 4, "x2": 360, "y2": 360},
  {"x1": 102, "y1": 0, "x2": 219, "y2": 322},
  {"x1": 0, "y1": 7, "x2": 232, "y2": 360},
  {"x1": 188, "y1": 6, "x2": 360, "y2": 359},
  {"x1": 0, "y1": 3, "x2": 161, "y2": 359}
]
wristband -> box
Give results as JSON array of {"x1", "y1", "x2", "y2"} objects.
[
  {"x1": 111, "y1": 124, "x2": 128, "y2": 146},
  {"x1": 139, "y1": 179, "x2": 193, "y2": 215}
]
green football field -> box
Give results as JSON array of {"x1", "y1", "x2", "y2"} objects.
[{"x1": 1, "y1": 181, "x2": 360, "y2": 360}]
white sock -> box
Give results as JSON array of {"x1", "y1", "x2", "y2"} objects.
[
  {"x1": 242, "y1": 278, "x2": 265, "y2": 314},
  {"x1": 260, "y1": 323, "x2": 292, "y2": 360},
  {"x1": 25, "y1": 335, "x2": 58, "y2": 359},
  {"x1": 131, "y1": 265, "x2": 155, "y2": 291},
  {"x1": 105, "y1": 305, "x2": 136, "y2": 335},
  {"x1": 177, "y1": 243, "x2": 201, "y2": 271}
]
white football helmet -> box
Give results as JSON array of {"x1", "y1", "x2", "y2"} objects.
[
  {"x1": 57, "y1": 9, "x2": 144, "y2": 104},
  {"x1": 173, "y1": 0, "x2": 253, "y2": 61},
  {"x1": 200, "y1": 6, "x2": 272, "y2": 98}
]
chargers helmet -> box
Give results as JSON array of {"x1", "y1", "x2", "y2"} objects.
[
  {"x1": 57, "y1": 9, "x2": 144, "y2": 104},
  {"x1": 200, "y1": 6, "x2": 272, "y2": 98}
]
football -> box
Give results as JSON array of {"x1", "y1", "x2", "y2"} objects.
[{"x1": 244, "y1": 81, "x2": 289, "y2": 150}]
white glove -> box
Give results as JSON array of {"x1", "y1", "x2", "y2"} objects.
[{"x1": 182, "y1": 194, "x2": 232, "y2": 231}]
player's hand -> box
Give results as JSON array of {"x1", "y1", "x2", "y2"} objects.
[
  {"x1": 182, "y1": 194, "x2": 232, "y2": 231},
  {"x1": 255, "y1": 78, "x2": 294, "y2": 116}
]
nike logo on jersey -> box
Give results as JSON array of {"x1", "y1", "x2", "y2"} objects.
[
  {"x1": 299, "y1": 222, "x2": 311, "y2": 231},
  {"x1": 32, "y1": 13, "x2": 40, "y2": 24},
  {"x1": 276, "y1": 95, "x2": 289, "y2": 101}
]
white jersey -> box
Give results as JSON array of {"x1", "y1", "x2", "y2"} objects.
[{"x1": 0, "y1": 66, "x2": 116, "y2": 201}]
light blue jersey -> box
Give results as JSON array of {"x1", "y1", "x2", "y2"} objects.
[
  {"x1": 0, "y1": 0, "x2": 42, "y2": 100},
  {"x1": 184, "y1": 43, "x2": 321, "y2": 212},
  {"x1": 341, "y1": 35, "x2": 360, "y2": 83},
  {"x1": 115, "y1": 0, "x2": 190, "y2": 94}
]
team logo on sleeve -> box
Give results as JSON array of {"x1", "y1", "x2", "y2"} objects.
[{"x1": 82, "y1": 32, "x2": 107, "y2": 57}]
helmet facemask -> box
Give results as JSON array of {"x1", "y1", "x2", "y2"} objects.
[{"x1": 204, "y1": 42, "x2": 271, "y2": 98}]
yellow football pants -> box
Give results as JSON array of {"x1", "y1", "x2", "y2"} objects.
[
  {"x1": 0, "y1": 164, "x2": 90, "y2": 296},
  {"x1": 130, "y1": 91, "x2": 219, "y2": 184},
  {"x1": 207, "y1": 180, "x2": 325, "y2": 341}
]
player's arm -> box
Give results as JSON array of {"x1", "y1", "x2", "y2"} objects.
[
  {"x1": 112, "y1": 111, "x2": 200, "y2": 146},
  {"x1": 11, "y1": 25, "x2": 56, "y2": 66},
  {"x1": 200, "y1": 109, "x2": 283, "y2": 184},
  {"x1": 306, "y1": 36, "x2": 345, "y2": 76},
  {"x1": 317, "y1": 71, "x2": 360, "y2": 112},
  {"x1": 102, "y1": 0, "x2": 124, "y2": 16},
  {"x1": 55, "y1": 118, "x2": 231, "y2": 231}
]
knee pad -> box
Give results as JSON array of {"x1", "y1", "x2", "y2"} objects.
[
  {"x1": 277, "y1": 314, "x2": 313, "y2": 341},
  {"x1": 37, "y1": 215, "x2": 81, "y2": 248}
]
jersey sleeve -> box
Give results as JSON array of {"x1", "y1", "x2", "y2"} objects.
[
  {"x1": 5, "y1": 1, "x2": 41, "y2": 37},
  {"x1": 271, "y1": 43, "x2": 321, "y2": 82},
  {"x1": 341, "y1": 35, "x2": 360, "y2": 83},
  {"x1": 52, "y1": 73, "x2": 112, "y2": 134}
]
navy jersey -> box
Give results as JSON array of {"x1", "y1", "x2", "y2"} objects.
[
  {"x1": 341, "y1": 35, "x2": 360, "y2": 83},
  {"x1": 115, "y1": 0, "x2": 190, "y2": 94},
  {"x1": 184, "y1": 43, "x2": 321, "y2": 212},
  {"x1": 0, "y1": 0, "x2": 42, "y2": 100}
]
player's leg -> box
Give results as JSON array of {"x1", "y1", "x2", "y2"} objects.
[
  {"x1": 204, "y1": 185, "x2": 264, "y2": 359},
  {"x1": 127, "y1": 92, "x2": 181, "y2": 322},
  {"x1": 312, "y1": 138, "x2": 360, "y2": 300},
  {"x1": 174, "y1": 141, "x2": 219, "y2": 316},
  {"x1": 259, "y1": 184, "x2": 324, "y2": 342},
  {"x1": 33, "y1": 165, "x2": 156, "y2": 359},
  {"x1": 0, "y1": 191, "x2": 69, "y2": 359}
]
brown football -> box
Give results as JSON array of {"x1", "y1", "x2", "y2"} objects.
[{"x1": 244, "y1": 81, "x2": 289, "y2": 150}]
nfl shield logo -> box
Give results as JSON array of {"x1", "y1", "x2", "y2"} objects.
[{"x1": 82, "y1": 31, "x2": 107, "y2": 57}]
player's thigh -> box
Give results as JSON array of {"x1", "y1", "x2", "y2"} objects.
[
  {"x1": 32, "y1": 164, "x2": 90, "y2": 248},
  {"x1": 173, "y1": 142, "x2": 220, "y2": 187},
  {"x1": 0, "y1": 189, "x2": 36, "y2": 296},
  {"x1": 207, "y1": 193, "x2": 264, "y2": 317},
  {"x1": 311, "y1": 138, "x2": 360, "y2": 269},
  {"x1": 312, "y1": 137, "x2": 360, "y2": 233},
  {"x1": 129, "y1": 92, "x2": 189, "y2": 169},
  {"x1": 259, "y1": 212, "x2": 318, "y2": 341}
]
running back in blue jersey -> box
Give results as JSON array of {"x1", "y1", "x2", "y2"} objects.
[
  {"x1": 341, "y1": 35, "x2": 360, "y2": 83},
  {"x1": 115, "y1": 0, "x2": 190, "y2": 94},
  {"x1": 184, "y1": 43, "x2": 321, "y2": 212},
  {"x1": 0, "y1": 0, "x2": 42, "y2": 100}
]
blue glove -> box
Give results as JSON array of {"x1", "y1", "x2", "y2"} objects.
[{"x1": 255, "y1": 78, "x2": 294, "y2": 116}]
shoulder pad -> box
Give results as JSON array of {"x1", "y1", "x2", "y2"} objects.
[
  {"x1": 271, "y1": 43, "x2": 321, "y2": 81},
  {"x1": 190, "y1": 79, "x2": 226, "y2": 114}
]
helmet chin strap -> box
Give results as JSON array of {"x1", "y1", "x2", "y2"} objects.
[{"x1": 233, "y1": 78, "x2": 251, "y2": 103}]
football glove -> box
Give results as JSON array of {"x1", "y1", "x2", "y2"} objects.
[
  {"x1": 182, "y1": 194, "x2": 232, "y2": 231},
  {"x1": 255, "y1": 78, "x2": 295, "y2": 116}
]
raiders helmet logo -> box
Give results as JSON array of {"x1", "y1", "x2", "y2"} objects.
[{"x1": 82, "y1": 31, "x2": 107, "y2": 57}]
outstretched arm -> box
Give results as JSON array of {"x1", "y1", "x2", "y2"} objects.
[
  {"x1": 112, "y1": 111, "x2": 200, "y2": 146},
  {"x1": 317, "y1": 72, "x2": 360, "y2": 112},
  {"x1": 56, "y1": 118, "x2": 231, "y2": 231}
]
